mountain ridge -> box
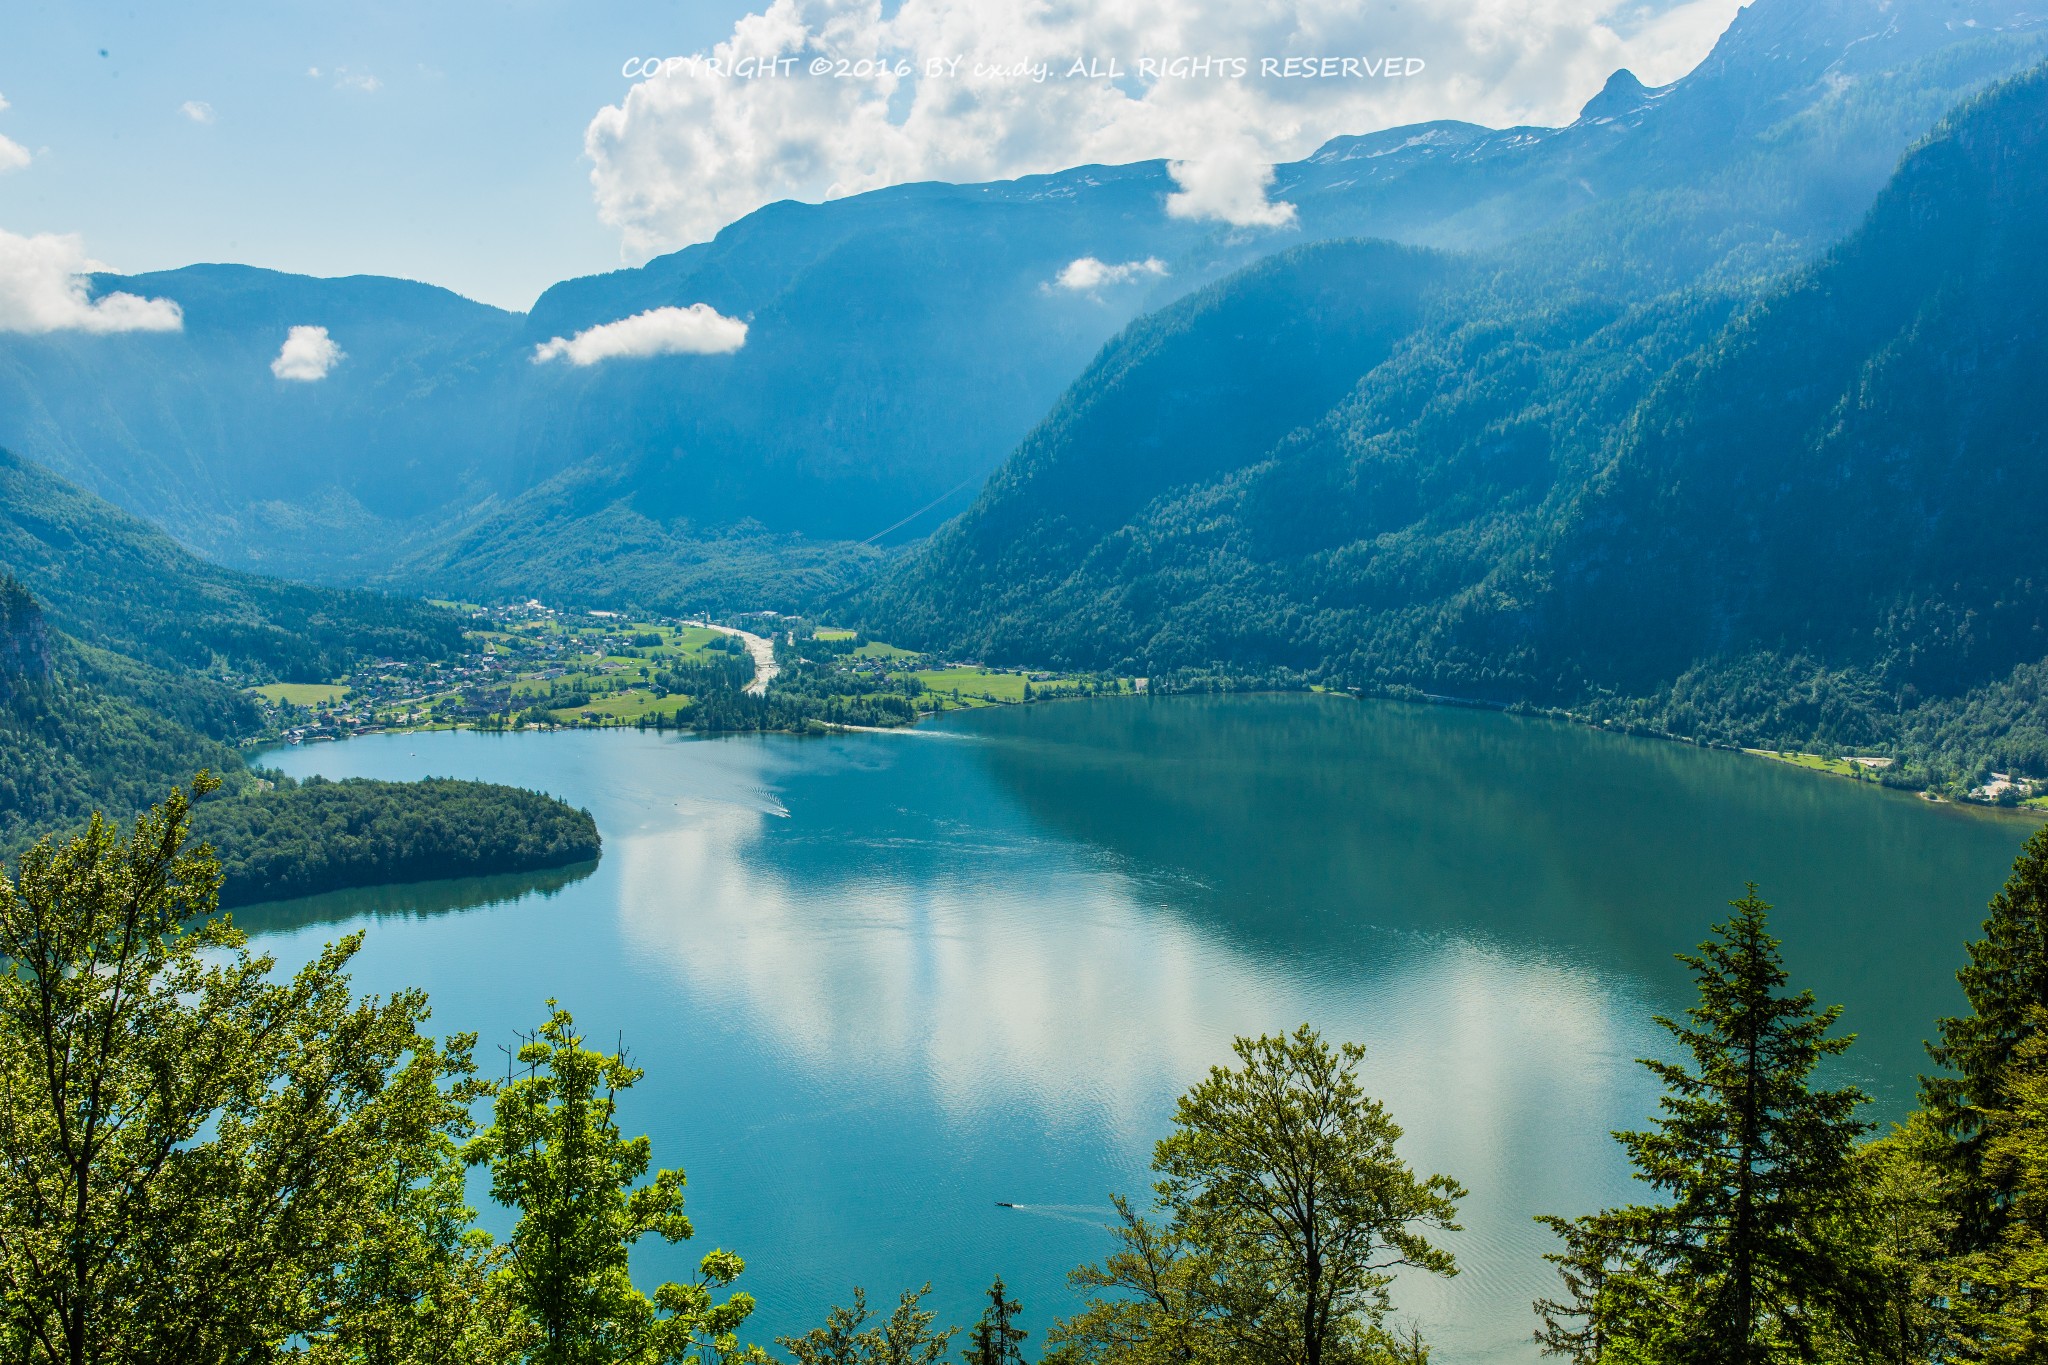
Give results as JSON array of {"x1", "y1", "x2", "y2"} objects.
[
  {"x1": 0, "y1": 0, "x2": 2037, "y2": 593},
  {"x1": 855, "y1": 56, "x2": 2048, "y2": 785}
]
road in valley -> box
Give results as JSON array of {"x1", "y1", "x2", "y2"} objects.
[{"x1": 692, "y1": 621, "x2": 780, "y2": 695}]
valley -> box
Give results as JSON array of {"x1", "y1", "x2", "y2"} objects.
[
  {"x1": 247, "y1": 599, "x2": 1134, "y2": 743},
  {"x1": 7, "y1": 0, "x2": 2048, "y2": 1359}
]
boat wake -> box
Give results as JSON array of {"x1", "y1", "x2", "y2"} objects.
[{"x1": 994, "y1": 1202, "x2": 1119, "y2": 1228}]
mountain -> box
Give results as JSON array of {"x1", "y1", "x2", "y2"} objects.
[
  {"x1": 0, "y1": 0, "x2": 2038, "y2": 596},
  {"x1": 0, "y1": 447, "x2": 462, "y2": 680},
  {"x1": 1529, "y1": 55, "x2": 2048, "y2": 718},
  {"x1": 858, "y1": 60, "x2": 2048, "y2": 785},
  {"x1": 0, "y1": 268, "x2": 525, "y2": 578},
  {"x1": 0, "y1": 448, "x2": 464, "y2": 850}
]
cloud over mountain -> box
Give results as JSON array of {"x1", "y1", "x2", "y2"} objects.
[
  {"x1": 533, "y1": 304, "x2": 749, "y2": 365},
  {"x1": 1055, "y1": 256, "x2": 1170, "y2": 291},
  {"x1": 271, "y1": 325, "x2": 344, "y2": 380},
  {"x1": 585, "y1": 0, "x2": 1740, "y2": 256},
  {"x1": 0, "y1": 231, "x2": 183, "y2": 333}
]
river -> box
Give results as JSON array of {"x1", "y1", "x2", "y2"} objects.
[{"x1": 248, "y1": 694, "x2": 2034, "y2": 1362}]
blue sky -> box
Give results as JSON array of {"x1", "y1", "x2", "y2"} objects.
[
  {"x1": 0, "y1": 0, "x2": 1737, "y2": 312},
  {"x1": 0, "y1": 1, "x2": 757, "y2": 309}
]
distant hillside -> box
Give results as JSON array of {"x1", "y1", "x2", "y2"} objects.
[
  {"x1": 0, "y1": 268, "x2": 524, "y2": 579},
  {"x1": 859, "y1": 62, "x2": 2048, "y2": 788},
  {"x1": 0, "y1": 450, "x2": 464, "y2": 851},
  {"x1": 0, "y1": 577, "x2": 246, "y2": 852},
  {"x1": 0, "y1": 0, "x2": 2037, "y2": 597},
  {"x1": 0, "y1": 448, "x2": 461, "y2": 680}
]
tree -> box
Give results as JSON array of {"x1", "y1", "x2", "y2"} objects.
[
  {"x1": 1942, "y1": 1008, "x2": 2048, "y2": 1359},
  {"x1": 1839, "y1": 1115, "x2": 1958, "y2": 1365},
  {"x1": 301, "y1": 1119, "x2": 519, "y2": 1365},
  {"x1": 0, "y1": 775, "x2": 484, "y2": 1365},
  {"x1": 964, "y1": 1276, "x2": 1026, "y2": 1365},
  {"x1": 1535, "y1": 887, "x2": 1875, "y2": 1364},
  {"x1": 1925, "y1": 825, "x2": 2048, "y2": 1247},
  {"x1": 1052, "y1": 1025, "x2": 1463, "y2": 1365},
  {"x1": 465, "y1": 1002, "x2": 763, "y2": 1365},
  {"x1": 1044, "y1": 1197, "x2": 1225, "y2": 1365},
  {"x1": 780, "y1": 1285, "x2": 956, "y2": 1365}
]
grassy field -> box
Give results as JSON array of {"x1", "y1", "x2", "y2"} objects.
[
  {"x1": 547, "y1": 689, "x2": 692, "y2": 724},
  {"x1": 854, "y1": 640, "x2": 920, "y2": 660},
  {"x1": 814, "y1": 627, "x2": 858, "y2": 642},
  {"x1": 1744, "y1": 749, "x2": 1889, "y2": 780},
  {"x1": 902, "y1": 667, "x2": 1029, "y2": 703},
  {"x1": 252, "y1": 682, "x2": 349, "y2": 706}
]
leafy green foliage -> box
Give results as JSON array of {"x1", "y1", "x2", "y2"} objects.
[
  {"x1": 1053, "y1": 1026, "x2": 1462, "y2": 1365},
  {"x1": 0, "y1": 776, "x2": 485, "y2": 1365},
  {"x1": 0, "y1": 626, "x2": 249, "y2": 855},
  {"x1": 1044, "y1": 1197, "x2": 1220, "y2": 1365},
  {"x1": 189, "y1": 776, "x2": 600, "y2": 907},
  {"x1": 466, "y1": 1003, "x2": 762, "y2": 1365},
  {"x1": 1535, "y1": 889, "x2": 1873, "y2": 1363},
  {"x1": 1925, "y1": 825, "x2": 2048, "y2": 1245},
  {"x1": 299, "y1": 1119, "x2": 517, "y2": 1365},
  {"x1": 1944, "y1": 1012, "x2": 2048, "y2": 1357},
  {"x1": 1840, "y1": 1116, "x2": 1962, "y2": 1365},
  {"x1": 779, "y1": 1286, "x2": 956, "y2": 1365}
]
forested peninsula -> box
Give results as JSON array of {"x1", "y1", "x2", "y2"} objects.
[{"x1": 190, "y1": 776, "x2": 600, "y2": 908}]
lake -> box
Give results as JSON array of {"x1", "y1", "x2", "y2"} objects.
[{"x1": 250, "y1": 694, "x2": 2033, "y2": 1363}]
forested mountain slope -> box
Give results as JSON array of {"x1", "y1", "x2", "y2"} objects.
[
  {"x1": 0, "y1": 267, "x2": 524, "y2": 578},
  {"x1": 0, "y1": 449, "x2": 463, "y2": 851},
  {"x1": 860, "y1": 63, "x2": 2048, "y2": 785},
  {"x1": 0, "y1": 0, "x2": 2036, "y2": 596}
]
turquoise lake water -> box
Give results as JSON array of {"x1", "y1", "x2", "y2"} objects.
[{"x1": 249, "y1": 694, "x2": 2034, "y2": 1362}]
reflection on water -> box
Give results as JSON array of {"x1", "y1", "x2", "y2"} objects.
[
  {"x1": 231, "y1": 860, "x2": 600, "y2": 936},
  {"x1": 253, "y1": 698, "x2": 2035, "y2": 1364}
]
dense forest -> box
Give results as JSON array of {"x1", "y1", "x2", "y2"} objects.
[
  {"x1": 0, "y1": 449, "x2": 462, "y2": 680},
  {"x1": 858, "y1": 62, "x2": 2048, "y2": 791},
  {"x1": 4, "y1": 780, "x2": 2047, "y2": 1362},
  {"x1": 0, "y1": 459, "x2": 597, "y2": 900},
  {"x1": 190, "y1": 776, "x2": 600, "y2": 908}
]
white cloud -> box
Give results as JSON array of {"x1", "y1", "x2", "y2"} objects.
[
  {"x1": 533, "y1": 304, "x2": 749, "y2": 366},
  {"x1": 0, "y1": 93, "x2": 24, "y2": 173},
  {"x1": 1166, "y1": 151, "x2": 1295, "y2": 227},
  {"x1": 586, "y1": 0, "x2": 1744, "y2": 257},
  {"x1": 1055, "y1": 256, "x2": 1169, "y2": 291},
  {"x1": 0, "y1": 231, "x2": 182, "y2": 334},
  {"x1": 310, "y1": 66, "x2": 381, "y2": 93},
  {"x1": 179, "y1": 100, "x2": 215, "y2": 124},
  {"x1": 271, "y1": 325, "x2": 344, "y2": 380}
]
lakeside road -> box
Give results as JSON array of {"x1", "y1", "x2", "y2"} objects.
[{"x1": 691, "y1": 621, "x2": 780, "y2": 695}]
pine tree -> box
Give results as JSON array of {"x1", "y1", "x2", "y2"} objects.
[
  {"x1": 963, "y1": 1276, "x2": 1026, "y2": 1365},
  {"x1": 1535, "y1": 887, "x2": 1875, "y2": 1364},
  {"x1": 780, "y1": 1286, "x2": 954, "y2": 1365},
  {"x1": 1925, "y1": 825, "x2": 2048, "y2": 1247},
  {"x1": 1945, "y1": 1010, "x2": 2048, "y2": 1356}
]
